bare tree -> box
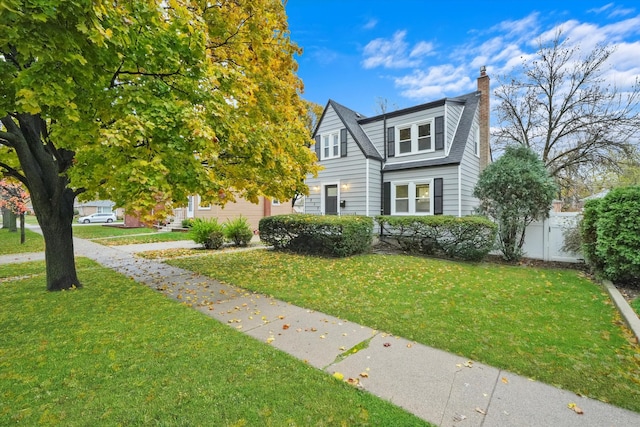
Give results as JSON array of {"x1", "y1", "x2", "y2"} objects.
[{"x1": 493, "y1": 30, "x2": 640, "y2": 198}]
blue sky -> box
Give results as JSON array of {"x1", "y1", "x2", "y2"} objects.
[{"x1": 285, "y1": 1, "x2": 640, "y2": 117}]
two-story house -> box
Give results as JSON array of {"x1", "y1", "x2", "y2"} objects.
[{"x1": 305, "y1": 67, "x2": 491, "y2": 217}]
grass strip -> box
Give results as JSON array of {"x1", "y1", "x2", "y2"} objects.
[
  {"x1": 71, "y1": 225, "x2": 156, "y2": 239},
  {"x1": 0, "y1": 229, "x2": 44, "y2": 255},
  {"x1": 168, "y1": 250, "x2": 640, "y2": 413},
  {"x1": 0, "y1": 258, "x2": 429, "y2": 426}
]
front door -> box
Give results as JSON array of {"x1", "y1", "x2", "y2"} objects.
[{"x1": 325, "y1": 185, "x2": 338, "y2": 215}]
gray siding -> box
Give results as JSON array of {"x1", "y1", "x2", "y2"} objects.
[
  {"x1": 383, "y1": 165, "x2": 460, "y2": 216},
  {"x1": 384, "y1": 105, "x2": 446, "y2": 167},
  {"x1": 306, "y1": 105, "x2": 371, "y2": 215},
  {"x1": 459, "y1": 109, "x2": 481, "y2": 216}
]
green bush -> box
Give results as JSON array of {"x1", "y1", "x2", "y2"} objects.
[
  {"x1": 181, "y1": 218, "x2": 195, "y2": 228},
  {"x1": 190, "y1": 218, "x2": 225, "y2": 249},
  {"x1": 376, "y1": 215, "x2": 497, "y2": 261},
  {"x1": 224, "y1": 216, "x2": 253, "y2": 246},
  {"x1": 259, "y1": 214, "x2": 373, "y2": 257},
  {"x1": 581, "y1": 199, "x2": 602, "y2": 270},
  {"x1": 593, "y1": 187, "x2": 640, "y2": 282}
]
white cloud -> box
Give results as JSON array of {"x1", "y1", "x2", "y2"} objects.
[
  {"x1": 394, "y1": 65, "x2": 473, "y2": 101},
  {"x1": 363, "y1": 18, "x2": 377, "y2": 30},
  {"x1": 410, "y1": 41, "x2": 435, "y2": 58},
  {"x1": 362, "y1": 30, "x2": 435, "y2": 69}
]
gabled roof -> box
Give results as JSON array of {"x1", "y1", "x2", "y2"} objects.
[
  {"x1": 314, "y1": 99, "x2": 383, "y2": 161},
  {"x1": 383, "y1": 91, "x2": 480, "y2": 171}
]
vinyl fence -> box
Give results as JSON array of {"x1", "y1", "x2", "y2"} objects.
[{"x1": 520, "y1": 211, "x2": 582, "y2": 263}]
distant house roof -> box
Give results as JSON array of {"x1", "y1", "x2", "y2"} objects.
[
  {"x1": 74, "y1": 200, "x2": 115, "y2": 208},
  {"x1": 581, "y1": 189, "x2": 610, "y2": 201}
]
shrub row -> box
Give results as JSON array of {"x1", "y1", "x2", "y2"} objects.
[
  {"x1": 189, "y1": 216, "x2": 253, "y2": 249},
  {"x1": 376, "y1": 215, "x2": 497, "y2": 261},
  {"x1": 259, "y1": 214, "x2": 373, "y2": 257},
  {"x1": 581, "y1": 186, "x2": 640, "y2": 282}
]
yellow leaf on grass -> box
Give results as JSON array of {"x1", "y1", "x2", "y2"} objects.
[{"x1": 333, "y1": 372, "x2": 344, "y2": 380}]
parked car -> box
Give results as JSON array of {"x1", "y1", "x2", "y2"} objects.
[{"x1": 77, "y1": 213, "x2": 117, "y2": 224}]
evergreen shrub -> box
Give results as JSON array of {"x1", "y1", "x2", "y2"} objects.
[
  {"x1": 376, "y1": 215, "x2": 497, "y2": 261},
  {"x1": 259, "y1": 214, "x2": 373, "y2": 257}
]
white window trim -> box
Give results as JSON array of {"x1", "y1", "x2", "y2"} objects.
[
  {"x1": 197, "y1": 195, "x2": 211, "y2": 210},
  {"x1": 321, "y1": 131, "x2": 340, "y2": 160},
  {"x1": 272, "y1": 199, "x2": 281, "y2": 206},
  {"x1": 395, "y1": 119, "x2": 435, "y2": 157},
  {"x1": 391, "y1": 180, "x2": 434, "y2": 215}
]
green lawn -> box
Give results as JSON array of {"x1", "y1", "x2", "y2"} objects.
[
  {"x1": 71, "y1": 225, "x2": 193, "y2": 246},
  {"x1": 632, "y1": 297, "x2": 640, "y2": 318},
  {"x1": 71, "y1": 225, "x2": 156, "y2": 239},
  {"x1": 0, "y1": 228, "x2": 44, "y2": 255},
  {"x1": 0, "y1": 259, "x2": 429, "y2": 426},
  {"x1": 168, "y1": 250, "x2": 640, "y2": 413}
]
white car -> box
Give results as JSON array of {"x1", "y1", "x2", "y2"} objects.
[{"x1": 77, "y1": 213, "x2": 117, "y2": 224}]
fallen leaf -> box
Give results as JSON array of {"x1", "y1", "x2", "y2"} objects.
[
  {"x1": 359, "y1": 372, "x2": 369, "y2": 378},
  {"x1": 339, "y1": 346, "x2": 346, "y2": 351},
  {"x1": 475, "y1": 407, "x2": 487, "y2": 415},
  {"x1": 282, "y1": 324, "x2": 290, "y2": 330},
  {"x1": 501, "y1": 377, "x2": 509, "y2": 384},
  {"x1": 406, "y1": 343, "x2": 413, "y2": 348},
  {"x1": 567, "y1": 403, "x2": 584, "y2": 414},
  {"x1": 453, "y1": 414, "x2": 467, "y2": 422},
  {"x1": 310, "y1": 327, "x2": 318, "y2": 332},
  {"x1": 383, "y1": 342, "x2": 391, "y2": 347},
  {"x1": 333, "y1": 372, "x2": 344, "y2": 381},
  {"x1": 278, "y1": 315, "x2": 285, "y2": 320},
  {"x1": 319, "y1": 335, "x2": 326, "y2": 339},
  {"x1": 266, "y1": 337, "x2": 274, "y2": 344},
  {"x1": 347, "y1": 378, "x2": 359, "y2": 386},
  {"x1": 463, "y1": 361, "x2": 474, "y2": 368}
]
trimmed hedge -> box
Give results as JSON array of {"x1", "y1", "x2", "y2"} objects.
[
  {"x1": 591, "y1": 187, "x2": 640, "y2": 282},
  {"x1": 376, "y1": 215, "x2": 497, "y2": 261},
  {"x1": 580, "y1": 198, "x2": 603, "y2": 271},
  {"x1": 259, "y1": 214, "x2": 373, "y2": 257}
]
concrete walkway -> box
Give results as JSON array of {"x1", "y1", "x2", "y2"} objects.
[{"x1": 3, "y1": 234, "x2": 640, "y2": 426}]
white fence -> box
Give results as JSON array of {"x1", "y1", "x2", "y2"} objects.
[{"x1": 520, "y1": 211, "x2": 582, "y2": 263}]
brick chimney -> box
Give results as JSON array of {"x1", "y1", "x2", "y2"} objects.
[{"x1": 477, "y1": 66, "x2": 490, "y2": 171}]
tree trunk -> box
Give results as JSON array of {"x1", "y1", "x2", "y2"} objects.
[
  {"x1": 37, "y1": 192, "x2": 82, "y2": 291},
  {"x1": 36, "y1": 186, "x2": 82, "y2": 291},
  {"x1": 20, "y1": 213, "x2": 25, "y2": 244},
  {"x1": 2, "y1": 113, "x2": 82, "y2": 291}
]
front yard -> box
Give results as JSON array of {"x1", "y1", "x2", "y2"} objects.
[{"x1": 167, "y1": 250, "x2": 640, "y2": 413}]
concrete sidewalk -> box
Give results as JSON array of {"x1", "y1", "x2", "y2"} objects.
[{"x1": 3, "y1": 234, "x2": 640, "y2": 426}]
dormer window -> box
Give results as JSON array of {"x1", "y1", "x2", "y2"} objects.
[{"x1": 396, "y1": 120, "x2": 434, "y2": 156}]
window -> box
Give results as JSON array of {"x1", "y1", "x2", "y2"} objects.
[
  {"x1": 322, "y1": 132, "x2": 340, "y2": 159},
  {"x1": 392, "y1": 181, "x2": 432, "y2": 215},
  {"x1": 272, "y1": 199, "x2": 281, "y2": 206},
  {"x1": 197, "y1": 195, "x2": 211, "y2": 210},
  {"x1": 395, "y1": 120, "x2": 434, "y2": 155},
  {"x1": 395, "y1": 184, "x2": 409, "y2": 213}
]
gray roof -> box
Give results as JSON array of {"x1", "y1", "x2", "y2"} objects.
[
  {"x1": 74, "y1": 200, "x2": 115, "y2": 208},
  {"x1": 383, "y1": 91, "x2": 480, "y2": 172},
  {"x1": 326, "y1": 100, "x2": 383, "y2": 161}
]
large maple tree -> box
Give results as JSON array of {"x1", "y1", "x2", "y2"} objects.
[{"x1": 0, "y1": 0, "x2": 318, "y2": 290}]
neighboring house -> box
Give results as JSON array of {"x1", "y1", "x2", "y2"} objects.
[
  {"x1": 74, "y1": 200, "x2": 123, "y2": 218},
  {"x1": 305, "y1": 67, "x2": 491, "y2": 217},
  {"x1": 171, "y1": 195, "x2": 294, "y2": 232}
]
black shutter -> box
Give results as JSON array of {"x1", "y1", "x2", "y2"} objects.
[
  {"x1": 314, "y1": 135, "x2": 321, "y2": 159},
  {"x1": 387, "y1": 127, "x2": 395, "y2": 158},
  {"x1": 383, "y1": 182, "x2": 391, "y2": 215},
  {"x1": 434, "y1": 178, "x2": 443, "y2": 215},
  {"x1": 340, "y1": 128, "x2": 347, "y2": 157},
  {"x1": 435, "y1": 116, "x2": 444, "y2": 151}
]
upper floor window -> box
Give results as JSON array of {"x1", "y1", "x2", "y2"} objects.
[
  {"x1": 322, "y1": 132, "x2": 340, "y2": 159},
  {"x1": 396, "y1": 120, "x2": 433, "y2": 156}
]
